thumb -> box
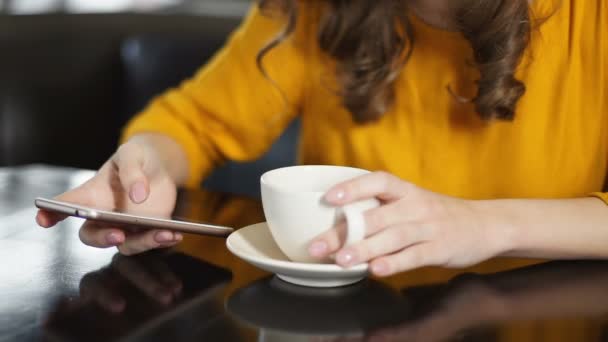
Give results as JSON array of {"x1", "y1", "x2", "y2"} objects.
[
  {"x1": 38, "y1": 181, "x2": 95, "y2": 227},
  {"x1": 114, "y1": 143, "x2": 151, "y2": 204}
]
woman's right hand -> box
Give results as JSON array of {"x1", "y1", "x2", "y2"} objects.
[{"x1": 36, "y1": 139, "x2": 182, "y2": 255}]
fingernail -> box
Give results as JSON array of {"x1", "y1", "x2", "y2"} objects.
[
  {"x1": 371, "y1": 260, "x2": 390, "y2": 276},
  {"x1": 35, "y1": 215, "x2": 45, "y2": 227},
  {"x1": 309, "y1": 241, "x2": 328, "y2": 257},
  {"x1": 174, "y1": 233, "x2": 183, "y2": 241},
  {"x1": 336, "y1": 249, "x2": 356, "y2": 266},
  {"x1": 325, "y1": 189, "x2": 346, "y2": 203},
  {"x1": 155, "y1": 231, "x2": 173, "y2": 243},
  {"x1": 107, "y1": 233, "x2": 123, "y2": 245},
  {"x1": 130, "y1": 182, "x2": 147, "y2": 204}
]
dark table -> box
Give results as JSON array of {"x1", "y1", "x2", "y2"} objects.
[{"x1": 1, "y1": 165, "x2": 608, "y2": 342}]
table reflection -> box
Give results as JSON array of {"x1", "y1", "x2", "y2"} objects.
[
  {"x1": 226, "y1": 261, "x2": 608, "y2": 342},
  {"x1": 377, "y1": 261, "x2": 608, "y2": 342},
  {"x1": 227, "y1": 277, "x2": 407, "y2": 341},
  {"x1": 44, "y1": 251, "x2": 237, "y2": 341}
]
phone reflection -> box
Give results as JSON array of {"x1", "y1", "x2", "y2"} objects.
[
  {"x1": 44, "y1": 251, "x2": 237, "y2": 342},
  {"x1": 228, "y1": 261, "x2": 608, "y2": 342}
]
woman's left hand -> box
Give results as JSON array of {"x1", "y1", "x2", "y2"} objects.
[{"x1": 308, "y1": 172, "x2": 509, "y2": 277}]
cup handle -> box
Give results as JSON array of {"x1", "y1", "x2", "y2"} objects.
[{"x1": 342, "y1": 204, "x2": 367, "y2": 247}]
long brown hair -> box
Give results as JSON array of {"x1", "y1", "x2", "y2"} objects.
[{"x1": 258, "y1": 0, "x2": 531, "y2": 123}]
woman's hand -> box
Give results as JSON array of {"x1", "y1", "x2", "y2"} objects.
[
  {"x1": 308, "y1": 172, "x2": 509, "y2": 276},
  {"x1": 36, "y1": 139, "x2": 182, "y2": 255}
]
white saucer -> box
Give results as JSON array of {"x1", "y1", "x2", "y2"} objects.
[{"x1": 226, "y1": 222, "x2": 368, "y2": 287}]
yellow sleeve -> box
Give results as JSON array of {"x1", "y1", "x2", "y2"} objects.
[
  {"x1": 591, "y1": 0, "x2": 608, "y2": 204},
  {"x1": 592, "y1": 193, "x2": 608, "y2": 205},
  {"x1": 121, "y1": 4, "x2": 312, "y2": 188}
]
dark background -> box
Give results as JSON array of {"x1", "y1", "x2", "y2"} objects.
[{"x1": 0, "y1": 0, "x2": 299, "y2": 197}]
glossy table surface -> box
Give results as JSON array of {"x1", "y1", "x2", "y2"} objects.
[{"x1": 1, "y1": 165, "x2": 608, "y2": 342}]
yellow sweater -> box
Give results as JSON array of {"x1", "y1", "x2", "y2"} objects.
[{"x1": 123, "y1": 1, "x2": 608, "y2": 202}]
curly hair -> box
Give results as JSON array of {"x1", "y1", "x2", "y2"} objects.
[{"x1": 258, "y1": 0, "x2": 531, "y2": 123}]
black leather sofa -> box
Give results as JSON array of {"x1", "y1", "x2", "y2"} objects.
[{"x1": 0, "y1": 12, "x2": 299, "y2": 196}]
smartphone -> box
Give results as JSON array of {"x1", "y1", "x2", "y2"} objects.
[{"x1": 35, "y1": 197, "x2": 234, "y2": 236}]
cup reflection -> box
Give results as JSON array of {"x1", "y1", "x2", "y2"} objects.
[{"x1": 227, "y1": 277, "x2": 408, "y2": 341}]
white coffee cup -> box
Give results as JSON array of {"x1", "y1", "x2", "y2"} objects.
[{"x1": 261, "y1": 165, "x2": 379, "y2": 263}]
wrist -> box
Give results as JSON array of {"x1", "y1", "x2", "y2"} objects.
[{"x1": 469, "y1": 199, "x2": 520, "y2": 258}]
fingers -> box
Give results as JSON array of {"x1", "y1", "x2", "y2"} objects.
[
  {"x1": 117, "y1": 230, "x2": 183, "y2": 256},
  {"x1": 309, "y1": 221, "x2": 441, "y2": 276},
  {"x1": 54, "y1": 182, "x2": 96, "y2": 205},
  {"x1": 325, "y1": 171, "x2": 412, "y2": 204},
  {"x1": 113, "y1": 143, "x2": 150, "y2": 204},
  {"x1": 308, "y1": 221, "x2": 347, "y2": 259},
  {"x1": 36, "y1": 210, "x2": 67, "y2": 228},
  {"x1": 335, "y1": 224, "x2": 425, "y2": 268},
  {"x1": 309, "y1": 202, "x2": 406, "y2": 259},
  {"x1": 36, "y1": 184, "x2": 96, "y2": 228},
  {"x1": 370, "y1": 243, "x2": 442, "y2": 277},
  {"x1": 79, "y1": 221, "x2": 126, "y2": 248},
  {"x1": 79, "y1": 221, "x2": 183, "y2": 256}
]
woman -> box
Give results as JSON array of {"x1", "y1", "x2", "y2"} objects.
[{"x1": 36, "y1": 0, "x2": 607, "y2": 277}]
